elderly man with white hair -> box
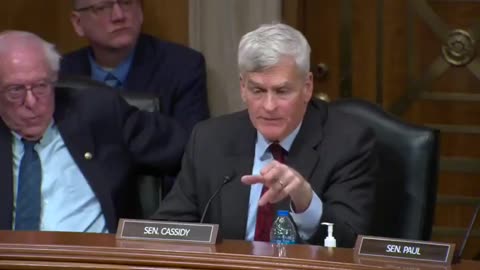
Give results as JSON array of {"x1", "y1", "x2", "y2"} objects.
[{"x1": 0, "y1": 31, "x2": 187, "y2": 233}]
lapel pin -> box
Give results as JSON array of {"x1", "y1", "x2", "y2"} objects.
[{"x1": 84, "y1": 152, "x2": 93, "y2": 160}]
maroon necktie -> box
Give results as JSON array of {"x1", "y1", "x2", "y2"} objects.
[{"x1": 254, "y1": 143, "x2": 285, "y2": 241}]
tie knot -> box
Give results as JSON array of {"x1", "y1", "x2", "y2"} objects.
[
  {"x1": 104, "y1": 73, "x2": 120, "y2": 88},
  {"x1": 22, "y1": 139, "x2": 37, "y2": 151},
  {"x1": 269, "y1": 142, "x2": 286, "y2": 163},
  {"x1": 105, "y1": 72, "x2": 117, "y2": 80}
]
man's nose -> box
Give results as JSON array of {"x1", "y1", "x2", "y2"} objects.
[
  {"x1": 23, "y1": 89, "x2": 38, "y2": 108},
  {"x1": 111, "y1": 3, "x2": 126, "y2": 21},
  {"x1": 263, "y1": 93, "x2": 277, "y2": 111}
]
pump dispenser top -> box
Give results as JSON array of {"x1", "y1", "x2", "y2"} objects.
[{"x1": 321, "y1": 222, "x2": 336, "y2": 248}]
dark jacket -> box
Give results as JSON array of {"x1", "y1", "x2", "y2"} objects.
[
  {"x1": 60, "y1": 34, "x2": 210, "y2": 134},
  {"x1": 153, "y1": 98, "x2": 378, "y2": 247}
]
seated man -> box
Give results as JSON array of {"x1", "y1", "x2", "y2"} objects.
[
  {"x1": 61, "y1": 0, "x2": 209, "y2": 134},
  {"x1": 0, "y1": 31, "x2": 187, "y2": 233},
  {"x1": 152, "y1": 23, "x2": 378, "y2": 248}
]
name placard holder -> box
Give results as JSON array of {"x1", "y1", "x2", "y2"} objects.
[
  {"x1": 354, "y1": 235, "x2": 455, "y2": 265},
  {"x1": 116, "y1": 219, "x2": 219, "y2": 244}
]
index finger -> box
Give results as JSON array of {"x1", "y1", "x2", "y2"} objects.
[{"x1": 241, "y1": 175, "x2": 265, "y2": 185}]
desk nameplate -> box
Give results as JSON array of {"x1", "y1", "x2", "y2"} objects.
[
  {"x1": 354, "y1": 235, "x2": 455, "y2": 265},
  {"x1": 116, "y1": 219, "x2": 219, "y2": 244}
]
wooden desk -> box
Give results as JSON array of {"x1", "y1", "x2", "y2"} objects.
[{"x1": 0, "y1": 231, "x2": 478, "y2": 270}]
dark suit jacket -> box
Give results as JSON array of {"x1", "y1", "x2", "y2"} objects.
[
  {"x1": 0, "y1": 86, "x2": 187, "y2": 233},
  {"x1": 60, "y1": 34, "x2": 209, "y2": 134},
  {"x1": 152, "y1": 98, "x2": 378, "y2": 248}
]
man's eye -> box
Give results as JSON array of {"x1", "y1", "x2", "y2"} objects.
[
  {"x1": 94, "y1": 4, "x2": 109, "y2": 12},
  {"x1": 7, "y1": 87, "x2": 23, "y2": 93},
  {"x1": 251, "y1": 88, "x2": 264, "y2": 94},
  {"x1": 277, "y1": 88, "x2": 290, "y2": 94}
]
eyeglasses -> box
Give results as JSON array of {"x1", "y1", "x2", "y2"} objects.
[
  {"x1": 1, "y1": 81, "x2": 55, "y2": 105},
  {"x1": 75, "y1": 0, "x2": 136, "y2": 16}
]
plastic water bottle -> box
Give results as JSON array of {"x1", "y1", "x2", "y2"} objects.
[{"x1": 270, "y1": 210, "x2": 296, "y2": 245}]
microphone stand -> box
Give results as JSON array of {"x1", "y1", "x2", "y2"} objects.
[{"x1": 454, "y1": 203, "x2": 480, "y2": 263}]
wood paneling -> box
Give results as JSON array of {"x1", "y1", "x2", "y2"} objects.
[
  {"x1": 142, "y1": 0, "x2": 189, "y2": 46},
  {"x1": 406, "y1": 100, "x2": 480, "y2": 125},
  {"x1": 0, "y1": 1, "x2": 83, "y2": 53},
  {"x1": 382, "y1": 0, "x2": 409, "y2": 109},
  {"x1": 351, "y1": 0, "x2": 377, "y2": 102},
  {"x1": 440, "y1": 134, "x2": 480, "y2": 158},
  {"x1": 438, "y1": 172, "x2": 480, "y2": 197},
  {"x1": 305, "y1": 0, "x2": 342, "y2": 100},
  {"x1": 435, "y1": 204, "x2": 479, "y2": 227}
]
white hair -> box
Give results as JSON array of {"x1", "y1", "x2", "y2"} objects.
[
  {"x1": 0, "y1": 31, "x2": 61, "y2": 73},
  {"x1": 238, "y1": 23, "x2": 311, "y2": 76}
]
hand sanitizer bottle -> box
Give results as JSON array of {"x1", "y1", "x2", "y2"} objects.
[{"x1": 321, "y1": 222, "x2": 336, "y2": 248}]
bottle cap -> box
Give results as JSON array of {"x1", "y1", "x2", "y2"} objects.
[
  {"x1": 321, "y1": 222, "x2": 336, "y2": 248},
  {"x1": 277, "y1": 210, "x2": 289, "y2": 216}
]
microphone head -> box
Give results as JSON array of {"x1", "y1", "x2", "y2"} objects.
[
  {"x1": 223, "y1": 172, "x2": 236, "y2": 184},
  {"x1": 223, "y1": 175, "x2": 232, "y2": 184}
]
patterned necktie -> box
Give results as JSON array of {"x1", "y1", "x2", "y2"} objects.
[
  {"x1": 254, "y1": 142, "x2": 286, "y2": 241},
  {"x1": 104, "y1": 73, "x2": 120, "y2": 88},
  {"x1": 15, "y1": 140, "x2": 42, "y2": 230}
]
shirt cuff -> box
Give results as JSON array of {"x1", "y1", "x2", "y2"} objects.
[{"x1": 289, "y1": 191, "x2": 323, "y2": 240}]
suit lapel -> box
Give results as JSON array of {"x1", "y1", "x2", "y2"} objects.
[
  {"x1": 0, "y1": 119, "x2": 13, "y2": 229},
  {"x1": 218, "y1": 101, "x2": 327, "y2": 237},
  {"x1": 220, "y1": 115, "x2": 256, "y2": 240},
  {"x1": 72, "y1": 48, "x2": 92, "y2": 76},
  {"x1": 276, "y1": 100, "x2": 327, "y2": 211},
  {"x1": 54, "y1": 89, "x2": 101, "y2": 199},
  {"x1": 125, "y1": 35, "x2": 157, "y2": 93}
]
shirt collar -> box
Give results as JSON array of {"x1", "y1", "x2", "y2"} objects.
[
  {"x1": 256, "y1": 122, "x2": 303, "y2": 160},
  {"x1": 88, "y1": 48, "x2": 135, "y2": 87},
  {"x1": 12, "y1": 120, "x2": 56, "y2": 147}
]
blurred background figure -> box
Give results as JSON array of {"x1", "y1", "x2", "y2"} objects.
[{"x1": 61, "y1": 0, "x2": 209, "y2": 134}]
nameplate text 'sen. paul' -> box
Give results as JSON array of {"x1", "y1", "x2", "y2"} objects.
[
  {"x1": 354, "y1": 235, "x2": 455, "y2": 265},
  {"x1": 116, "y1": 219, "x2": 219, "y2": 244}
]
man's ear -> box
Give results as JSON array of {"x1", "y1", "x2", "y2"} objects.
[
  {"x1": 303, "y1": 72, "x2": 314, "y2": 102},
  {"x1": 239, "y1": 74, "x2": 247, "y2": 103},
  {"x1": 70, "y1": 12, "x2": 85, "y2": 37}
]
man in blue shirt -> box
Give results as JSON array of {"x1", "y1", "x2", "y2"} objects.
[
  {"x1": 152, "y1": 23, "x2": 378, "y2": 248},
  {"x1": 61, "y1": 0, "x2": 209, "y2": 134},
  {"x1": 0, "y1": 31, "x2": 187, "y2": 233}
]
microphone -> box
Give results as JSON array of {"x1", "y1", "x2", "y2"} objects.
[
  {"x1": 454, "y1": 203, "x2": 480, "y2": 263},
  {"x1": 199, "y1": 174, "x2": 235, "y2": 223}
]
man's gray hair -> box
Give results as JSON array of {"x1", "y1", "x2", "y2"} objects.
[
  {"x1": 0, "y1": 31, "x2": 61, "y2": 73},
  {"x1": 238, "y1": 23, "x2": 311, "y2": 76}
]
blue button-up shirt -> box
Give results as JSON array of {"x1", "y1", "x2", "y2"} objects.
[{"x1": 89, "y1": 49, "x2": 135, "y2": 88}]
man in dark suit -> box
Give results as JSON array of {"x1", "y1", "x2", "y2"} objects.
[
  {"x1": 61, "y1": 0, "x2": 209, "y2": 134},
  {"x1": 0, "y1": 31, "x2": 187, "y2": 233},
  {"x1": 152, "y1": 23, "x2": 377, "y2": 248}
]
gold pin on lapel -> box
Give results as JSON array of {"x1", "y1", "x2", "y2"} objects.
[{"x1": 84, "y1": 152, "x2": 93, "y2": 160}]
